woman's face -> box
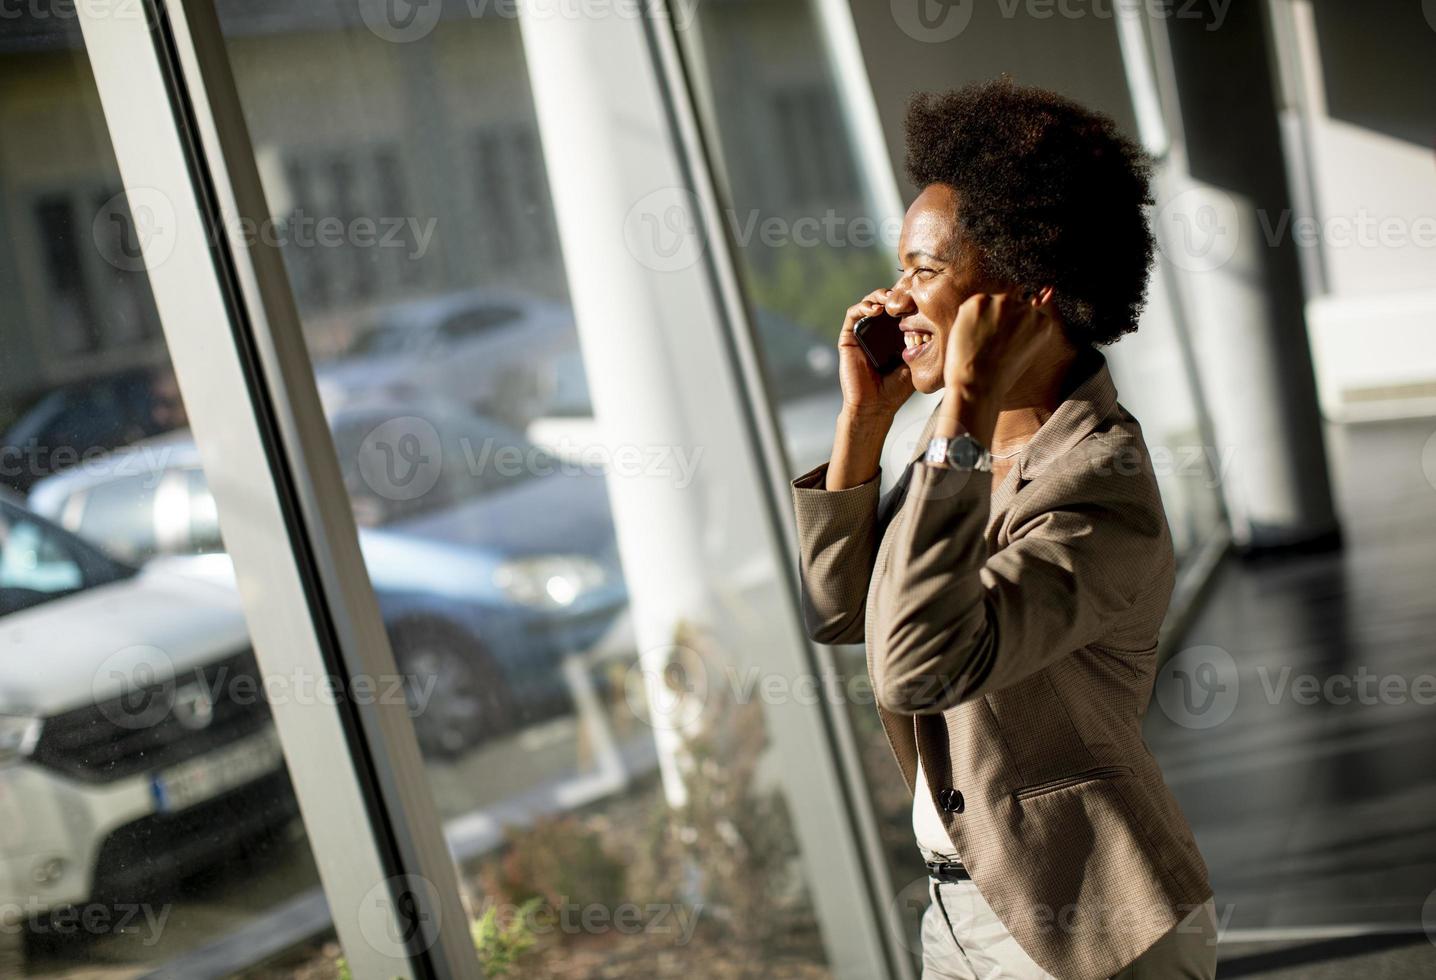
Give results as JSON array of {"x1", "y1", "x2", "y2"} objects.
[{"x1": 885, "y1": 183, "x2": 1005, "y2": 395}]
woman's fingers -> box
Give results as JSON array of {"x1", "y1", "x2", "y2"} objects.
[
  {"x1": 841, "y1": 288, "x2": 894, "y2": 342},
  {"x1": 840, "y1": 307, "x2": 863, "y2": 344}
]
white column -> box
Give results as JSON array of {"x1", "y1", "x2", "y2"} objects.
[{"x1": 519, "y1": 3, "x2": 896, "y2": 976}]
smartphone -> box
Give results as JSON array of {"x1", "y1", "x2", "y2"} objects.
[{"x1": 854, "y1": 311, "x2": 905, "y2": 375}]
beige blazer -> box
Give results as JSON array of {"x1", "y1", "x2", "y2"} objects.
[{"x1": 791, "y1": 347, "x2": 1211, "y2": 980}]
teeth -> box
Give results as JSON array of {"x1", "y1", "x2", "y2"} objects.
[{"x1": 904, "y1": 332, "x2": 929, "y2": 350}]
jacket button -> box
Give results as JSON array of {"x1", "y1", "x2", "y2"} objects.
[{"x1": 938, "y1": 788, "x2": 965, "y2": 813}]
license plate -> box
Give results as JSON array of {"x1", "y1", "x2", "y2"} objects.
[{"x1": 150, "y1": 726, "x2": 283, "y2": 813}]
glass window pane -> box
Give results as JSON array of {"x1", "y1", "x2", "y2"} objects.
[
  {"x1": 0, "y1": 10, "x2": 333, "y2": 977},
  {"x1": 211, "y1": 3, "x2": 841, "y2": 975},
  {"x1": 680, "y1": 0, "x2": 1228, "y2": 965},
  {"x1": 678, "y1": 1, "x2": 929, "y2": 962},
  {"x1": 1103, "y1": 269, "x2": 1226, "y2": 562},
  {"x1": 686, "y1": 0, "x2": 885, "y2": 477}
]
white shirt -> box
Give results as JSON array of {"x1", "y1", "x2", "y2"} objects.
[{"x1": 913, "y1": 748, "x2": 960, "y2": 860}]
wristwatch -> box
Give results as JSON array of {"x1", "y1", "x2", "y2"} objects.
[{"x1": 923, "y1": 432, "x2": 993, "y2": 472}]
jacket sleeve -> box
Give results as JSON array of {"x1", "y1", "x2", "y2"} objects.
[
  {"x1": 790, "y1": 462, "x2": 882, "y2": 645},
  {"x1": 870, "y1": 458, "x2": 1168, "y2": 714}
]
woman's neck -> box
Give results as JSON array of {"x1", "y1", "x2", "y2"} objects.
[{"x1": 990, "y1": 344, "x2": 1083, "y2": 455}]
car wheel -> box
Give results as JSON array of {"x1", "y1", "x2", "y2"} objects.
[{"x1": 392, "y1": 625, "x2": 511, "y2": 759}]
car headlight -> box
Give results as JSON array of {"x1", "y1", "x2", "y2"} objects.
[
  {"x1": 493, "y1": 555, "x2": 607, "y2": 609},
  {"x1": 0, "y1": 715, "x2": 41, "y2": 767}
]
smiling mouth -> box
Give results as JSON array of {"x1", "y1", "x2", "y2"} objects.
[{"x1": 902, "y1": 330, "x2": 933, "y2": 362}]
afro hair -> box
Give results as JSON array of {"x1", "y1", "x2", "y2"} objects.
[{"x1": 904, "y1": 78, "x2": 1157, "y2": 346}]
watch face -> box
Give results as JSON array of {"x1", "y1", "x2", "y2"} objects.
[
  {"x1": 946, "y1": 435, "x2": 988, "y2": 470},
  {"x1": 949, "y1": 437, "x2": 980, "y2": 468}
]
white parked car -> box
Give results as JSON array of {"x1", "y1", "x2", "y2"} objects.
[
  {"x1": 28, "y1": 414, "x2": 632, "y2": 760},
  {"x1": 0, "y1": 495, "x2": 293, "y2": 953}
]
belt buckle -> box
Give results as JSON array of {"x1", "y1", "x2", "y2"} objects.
[{"x1": 926, "y1": 860, "x2": 969, "y2": 882}]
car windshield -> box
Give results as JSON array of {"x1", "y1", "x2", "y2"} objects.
[
  {"x1": 347, "y1": 321, "x2": 423, "y2": 357},
  {"x1": 0, "y1": 501, "x2": 135, "y2": 617},
  {"x1": 334, "y1": 406, "x2": 554, "y2": 526},
  {"x1": 348, "y1": 302, "x2": 526, "y2": 358}
]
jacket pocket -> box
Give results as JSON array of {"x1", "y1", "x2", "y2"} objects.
[{"x1": 1013, "y1": 765, "x2": 1134, "y2": 802}]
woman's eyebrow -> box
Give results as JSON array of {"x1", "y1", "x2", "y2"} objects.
[{"x1": 901, "y1": 249, "x2": 948, "y2": 264}]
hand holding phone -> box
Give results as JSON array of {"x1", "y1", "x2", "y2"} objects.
[
  {"x1": 854, "y1": 311, "x2": 905, "y2": 376},
  {"x1": 836, "y1": 290, "x2": 913, "y2": 425},
  {"x1": 829, "y1": 293, "x2": 913, "y2": 490}
]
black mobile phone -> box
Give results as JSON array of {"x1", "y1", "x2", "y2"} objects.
[{"x1": 854, "y1": 311, "x2": 905, "y2": 375}]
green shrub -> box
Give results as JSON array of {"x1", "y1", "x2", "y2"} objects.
[
  {"x1": 746, "y1": 242, "x2": 894, "y2": 338},
  {"x1": 471, "y1": 897, "x2": 543, "y2": 976}
]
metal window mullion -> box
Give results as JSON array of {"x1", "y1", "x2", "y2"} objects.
[
  {"x1": 1111, "y1": 5, "x2": 1231, "y2": 532},
  {"x1": 75, "y1": 1, "x2": 480, "y2": 977},
  {"x1": 1260, "y1": 0, "x2": 1329, "y2": 298}
]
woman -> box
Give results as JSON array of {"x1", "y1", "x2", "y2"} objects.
[{"x1": 791, "y1": 79, "x2": 1216, "y2": 979}]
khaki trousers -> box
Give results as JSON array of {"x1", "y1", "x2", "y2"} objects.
[{"x1": 919, "y1": 877, "x2": 1218, "y2": 980}]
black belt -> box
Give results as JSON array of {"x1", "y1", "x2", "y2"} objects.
[{"x1": 926, "y1": 860, "x2": 971, "y2": 882}]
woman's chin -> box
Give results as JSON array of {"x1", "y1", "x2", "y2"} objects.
[{"x1": 911, "y1": 368, "x2": 944, "y2": 395}]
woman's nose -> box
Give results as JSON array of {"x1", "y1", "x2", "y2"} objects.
[{"x1": 885, "y1": 283, "x2": 915, "y2": 317}]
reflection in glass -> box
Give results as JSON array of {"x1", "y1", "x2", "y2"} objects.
[
  {"x1": 0, "y1": 12, "x2": 327, "y2": 977},
  {"x1": 212, "y1": 2, "x2": 838, "y2": 975},
  {"x1": 678, "y1": 0, "x2": 1228, "y2": 968}
]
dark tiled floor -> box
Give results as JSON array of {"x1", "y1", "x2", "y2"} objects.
[
  {"x1": 1217, "y1": 934, "x2": 1436, "y2": 978},
  {"x1": 1146, "y1": 417, "x2": 1436, "y2": 973}
]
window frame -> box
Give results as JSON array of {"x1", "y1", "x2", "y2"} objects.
[
  {"x1": 74, "y1": 0, "x2": 480, "y2": 975},
  {"x1": 71, "y1": 0, "x2": 917, "y2": 976}
]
